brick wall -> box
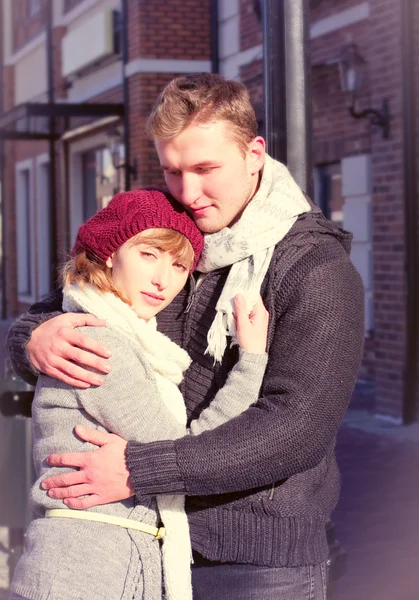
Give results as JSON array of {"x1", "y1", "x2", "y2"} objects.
[
  {"x1": 414, "y1": 0, "x2": 419, "y2": 421},
  {"x1": 240, "y1": 0, "x2": 262, "y2": 51},
  {"x1": 128, "y1": 0, "x2": 211, "y2": 61},
  {"x1": 368, "y1": 0, "x2": 405, "y2": 419},
  {"x1": 63, "y1": 0, "x2": 84, "y2": 14},
  {"x1": 129, "y1": 72, "x2": 177, "y2": 189},
  {"x1": 311, "y1": 20, "x2": 372, "y2": 164},
  {"x1": 310, "y1": 0, "x2": 363, "y2": 22}
]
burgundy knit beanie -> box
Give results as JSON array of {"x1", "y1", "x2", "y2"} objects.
[{"x1": 72, "y1": 188, "x2": 203, "y2": 272}]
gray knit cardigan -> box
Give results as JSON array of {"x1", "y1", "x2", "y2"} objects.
[
  {"x1": 10, "y1": 321, "x2": 267, "y2": 600},
  {"x1": 7, "y1": 203, "x2": 365, "y2": 569}
]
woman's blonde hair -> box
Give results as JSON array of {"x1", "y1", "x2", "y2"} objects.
[
  {"x1": 147, "y1": 73, "x2": 258, "y2": 155},
  {"x1": 62, "y1": 228, "x2": 195, "y2": 307}
]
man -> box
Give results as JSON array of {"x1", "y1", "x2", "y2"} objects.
[{"x1": 7, "y1": 73, "x2": 364, "y2": 599}]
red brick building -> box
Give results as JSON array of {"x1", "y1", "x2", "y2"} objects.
[{"x1": 1, "y1": 0, "x2": 418, "y2": 423}]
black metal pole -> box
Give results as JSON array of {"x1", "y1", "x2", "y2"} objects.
[
  {"x1": 211, "y1": 0, "x2": 219, "y2": 74},
  {"x1": 284, "y1": 0, "x2": 313, "y2": 198},
  {"x1": 401, "y1": 0, "x2": 418, "y2": 424},
  {"x1": 0, "y1": 1, "x2": 6, "y2": 318},
  {"x1": 46, "y1": 0, "x2": 58, "y2": 287},
  {"x1": 262, "y1": 0, "x2": 287, "y2": 164},
  {"x1": 121, "y1": 0, "x2": 131, "y2": 191}
]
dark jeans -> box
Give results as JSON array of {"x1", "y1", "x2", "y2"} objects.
[
  {"x1": 11, "y1": 560, "x2": 329, "y2": 600},
  {"x1": 191, "y1": 554, "x2": 328, "y2": 600}
]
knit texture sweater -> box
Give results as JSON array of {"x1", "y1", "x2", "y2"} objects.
[
  {"x1": 6, "y1": 204, "x2": 365, "y2": 569},
  {"x1": 9, "y1": 298, "x2": 267, "y2": 600}
]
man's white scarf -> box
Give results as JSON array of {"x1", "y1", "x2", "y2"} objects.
[
  {"x1": 63, "y1": 284, "x2": 193, "y2": 600},
  {"x1": 196, "y1": 155, "x2": 311, "y2": 362}
]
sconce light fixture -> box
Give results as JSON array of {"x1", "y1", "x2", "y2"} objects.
[
  {"x1": 339, "y1": 43, "x2": 390, "y2": 139},
  {"x1": 106, "y1": 126, "x2": 137, "y2": 180}
]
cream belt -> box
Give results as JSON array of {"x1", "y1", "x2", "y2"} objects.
[{"x1": 45, "y1": 508, "x2": 165, "y2": 539}]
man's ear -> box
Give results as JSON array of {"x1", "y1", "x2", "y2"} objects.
[
  {"x1": 248, "y1": 136, "x2": 266, "y2": 175},
  {"x1": 106, "y1": 255, "x2": 113, "y2": 269}
]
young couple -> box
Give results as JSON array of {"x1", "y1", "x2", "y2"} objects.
[{"x1": 7, "y1": 73, "x2": 365, "y2": 600}]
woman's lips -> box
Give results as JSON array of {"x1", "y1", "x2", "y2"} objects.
[{"x1": 140, "y1": 292, "x2": 165, "y2": 306}]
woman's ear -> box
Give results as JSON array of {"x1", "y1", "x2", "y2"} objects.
[{"x1": 106, "y1": 255, "x2": 113, "y2": 269}]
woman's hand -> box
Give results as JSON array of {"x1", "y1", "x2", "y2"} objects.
[
  {"x1": 27, "y1": 313, "x2": 111, "y2": 388},
  {"x1": 234, "y1": 294, "x2": 269, "y2": 354}
]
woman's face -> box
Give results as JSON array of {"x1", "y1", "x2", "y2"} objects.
[{"x1": 106, "y1": 239, "x2": 189, "y2": 320}]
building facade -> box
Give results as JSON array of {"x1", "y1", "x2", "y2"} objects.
[{"x1": 1, "y1": 0, "x2": 418, "y2": 423}]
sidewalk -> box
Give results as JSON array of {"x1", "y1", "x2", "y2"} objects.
[{"x1": 332, "y1": 410, "x2": 419, "y2": 600}]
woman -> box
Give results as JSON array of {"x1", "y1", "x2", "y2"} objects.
[{"x1": 10, "y1": 188, "x2": 269, "y2": 600}]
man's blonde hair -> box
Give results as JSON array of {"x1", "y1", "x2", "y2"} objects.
[
  {"x1": 62, "y1": 228, "x2": 194, "y2": 307},
  {"x1": 147, "y1": 73, "x2": 258, "y2": 155}
]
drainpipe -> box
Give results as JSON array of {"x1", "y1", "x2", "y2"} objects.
[
  {"x1": 46, "y1": 0, "x2": 58, "y2": 286},
  {"x1": 0, "y1": 2, "x2": 6, "y2": 318},
  {"x1": 401, "y1": 0, "x2": 418, "y2": 424},
  {"x1": 211, "y1": 0, "x2": 219, "y2": 74},
  {"x1": 262, "y1": 0, "x2": 287, "y2": 164},
  {"x1": 283, "y1": 0, "x2": 313, "y2": 197},
  {"x1": 121, "y1": 0, "x2": 131, "y2": 191}
]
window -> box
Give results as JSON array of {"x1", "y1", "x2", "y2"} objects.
[
  {"x1": 81, "y1": 145, "x2": 124, "y2": 221},
  {"x1": 36, "y1": 156, "x2": 52, "y2": 299},
  {"x1": 314, "y1": 163, "x2": 343, "y2": 227},
  {"x1": 28, "y1": 0, "x2": 41, "y2": 17},
  {"x1": 15, "y1": 161, "x2": 35, "y2": 302}
]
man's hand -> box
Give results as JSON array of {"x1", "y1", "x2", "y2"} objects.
[
  {"x1": 28, "y1": 313, "x2": 112, "y2": 388},
  {"x1": 41, "y1": 426, "x2": 134, "y2": 509}
]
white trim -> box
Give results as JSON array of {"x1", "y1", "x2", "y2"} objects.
[
  {"x1": 15, "y1": 159, "x2": 36, "y2": 304},
  {"x1": 218, "y1": 0, "x2": 239, "y2": 22},
  {"x1": 125, "y1": 59, "x2": 212, "y2": 78},
  {"x1": 57, "y1": 0, "x2": 101, "y2": 26},
  {"x1": 3, "y1": 0, "x2": 13, "y2": 61},
  {"x1": 310, "y1": 3, "x2": 370, "y2": 39},
  {"x1": 62, "y1": 115, "x2": 121, "y2": 141},
  {"x1": 374, "y1": 413, "x2": 403, "y2": 426},
  {"x1": 35, "y1": 153, "x2": 52, "y2": 299},
  {"x1": 219, "y1": 45, "x2": 263, "y2": 79},
  {"x1": 5, "y1": 32, "x2": 46, "y2": 66},
  {"x1": 66, "y1": 62, "x2": 122, "y2": 103}
]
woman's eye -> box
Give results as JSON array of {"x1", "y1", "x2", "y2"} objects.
[
  {"x1": 140, "y1": 251, "x2": 156, "y2": 259},
  {"x1": 174, "y1": 263, "x2": 187, "y2": 272}
]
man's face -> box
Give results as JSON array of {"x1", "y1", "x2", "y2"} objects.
[{"x1": 155, "y1": 121, "x2": 265, "y2": 233}]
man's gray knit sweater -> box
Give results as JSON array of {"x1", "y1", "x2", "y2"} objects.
[{"x1": 6, "y1": 205, "x2": 365, "y2": 569}]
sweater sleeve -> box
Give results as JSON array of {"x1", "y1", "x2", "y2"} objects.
[
  {"x1": 126, "y1": 254, "x2": 364, "y2": 497},
  {"x1": 5, "y1": 289, "x2": 64, "y2": 385},
  {"x1": 37, "y1": 327, "x2": 184, "y2": 446},
  {"x1": 189, "y1": 350, "x2": 267, "y2": 435}
]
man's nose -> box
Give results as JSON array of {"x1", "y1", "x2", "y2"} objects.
[{"x1": 179, "y1": 175, "x2": 201, "y2": 207}]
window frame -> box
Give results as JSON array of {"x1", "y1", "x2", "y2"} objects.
[{"x1": 15, "y1": 159, "x2": 36, "y2": 304}]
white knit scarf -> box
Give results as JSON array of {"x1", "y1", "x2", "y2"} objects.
[
  {"x1": 196, "y1": 155, "x2": 311, "y2": 362},
  {"x1": 63, "y1": 284, "x2": 193, "y2": 600}
]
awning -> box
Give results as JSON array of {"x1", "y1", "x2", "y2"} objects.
[{"x1": 0, "y1": 101, "x2": 125, "y2": 141}]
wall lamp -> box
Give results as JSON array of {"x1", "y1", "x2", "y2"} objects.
[
  {"x1": 338, "y1": 43, "x2": 390, "y2": 139},
  {"x1": 106, "y1": 126, "x2": 137, "y2": 179}
]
